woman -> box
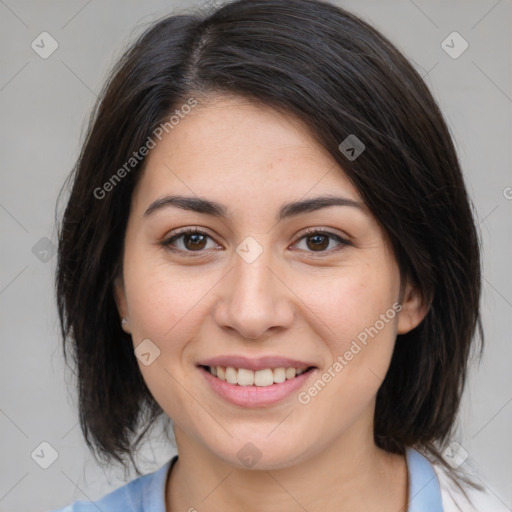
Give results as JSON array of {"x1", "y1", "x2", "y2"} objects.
[{"x1": 52, "y1": 0, "x2": 503, "y2": 510}]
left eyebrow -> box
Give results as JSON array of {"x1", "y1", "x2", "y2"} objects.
[{"x1": 143, "y1": 194, "x2": 365, "y2": 221}]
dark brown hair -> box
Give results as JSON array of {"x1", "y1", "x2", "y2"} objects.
[{"x1": 55, "y1": 0, "x2": 483, "y2": 482}]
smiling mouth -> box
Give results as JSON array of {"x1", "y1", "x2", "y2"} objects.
[{"x1": 199, "y1": 365, "x2": 316, "y2": 387}]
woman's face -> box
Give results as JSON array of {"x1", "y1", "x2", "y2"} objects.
[{"x1": 115, "y1": 94, "x2": 425, "y2": 469}]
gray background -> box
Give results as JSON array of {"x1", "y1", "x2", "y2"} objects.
[{"x1": 0, "y1": 0, "x2": 511, "y2": 510}]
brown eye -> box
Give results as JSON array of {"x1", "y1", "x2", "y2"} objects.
[
  {"x1": 161, "y1": 228, "x2": 217, "y2": 253},
  {"x1": 305, "y1": 233, "x2": 330, "y2": 251},
  {"x1": 182, "y1": 232, "x2": 207, "y2": 250},
  {"x1": 293, "y1": 230, "x2": 349, "y2": 255}
]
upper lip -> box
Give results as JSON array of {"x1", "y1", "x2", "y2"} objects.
[{"x1": 197, "y1": 355, "x2": 317, "y2": 371}]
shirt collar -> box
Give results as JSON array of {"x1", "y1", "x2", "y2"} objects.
[{"x1": 406, "y1": 447, "x2": 444, "y2": 511}]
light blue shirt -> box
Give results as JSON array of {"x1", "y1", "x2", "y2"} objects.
[{"x1": 50, "y1": 447, "x2": 443, "y2": 511}]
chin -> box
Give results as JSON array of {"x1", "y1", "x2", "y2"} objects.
[{"x1": 200, "y1": 429, "x2": 311, "y2": 471}]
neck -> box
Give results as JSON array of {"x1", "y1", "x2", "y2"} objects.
[{"x1": 166, "y1": 426, "x2": 408, "y2": 512}]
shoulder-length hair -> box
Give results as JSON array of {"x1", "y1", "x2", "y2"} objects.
[{"x1": 56, "y1": 0, "x2": 482, "y2": 479}]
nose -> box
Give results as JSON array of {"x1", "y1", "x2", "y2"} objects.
[{"x1": 213, "y1": 246, "x2": 295, "y2": 340}]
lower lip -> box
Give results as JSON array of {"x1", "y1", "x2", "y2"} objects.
[{"x1": 198, "y1": 366, "x2": 317, "y2": 407}]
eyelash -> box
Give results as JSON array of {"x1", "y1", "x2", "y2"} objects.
[{"x1": 160, "y1": 226, "x2": 351, "y2": 258}]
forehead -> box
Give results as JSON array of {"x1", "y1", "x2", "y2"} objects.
[{"x1": 132, "y1": 94, "x2": 362, "y2": 213}]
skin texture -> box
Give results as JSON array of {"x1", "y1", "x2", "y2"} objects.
[{"x1": 114, "y1": 94, "x2": 428, "y2": 512}]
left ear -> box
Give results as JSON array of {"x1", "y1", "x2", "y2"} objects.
[
  {"x1": 397, "y1": 283, "x2": 430, "y2": 335},
  {"x1": 113, "y1": 274, "x2": 131, "y2": 334}
]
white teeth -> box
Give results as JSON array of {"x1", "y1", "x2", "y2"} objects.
[
  {"x1": 273, "y1": 367, "x2": 286, "y2": 383},
  {"x1": 285, "y1": 367, "x2": 296, "y2": 379},
  {"x1": 207, "y1": 365, "x2": 310, "y2": 386},
  {"x1": 254, "y1": 369, "x2": 274, "y2": 386},
  {"x1": 237, "y1": 368, "x2": 254, "y2": 386},
  {"x1": 225, "y1": 366, "x2": 238, "y2": 384}
]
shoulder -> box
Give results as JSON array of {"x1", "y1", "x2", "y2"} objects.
[
  {"x1": 432, "y1": 462, "x2": 510, "y2": 512},
  {"x1": 49, "y1": 456, "x2": 176, "y2": 512}
]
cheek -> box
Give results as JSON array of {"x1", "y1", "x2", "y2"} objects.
[
  {"x1": 122, "y1": 258, "x2": 215, "y2": 424},
  {"x1": 297, "y1": 261, "x2": 399, "y2": 348},
  {"x1": 123, "y1": 248, "x2": 209, "y2": 340},
  {"x1": 295, "y1": 259, "x2": 401, "y2": 409},
  {"x1": 295, "y1": 273, "x2": 400, "y2": 436}
]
